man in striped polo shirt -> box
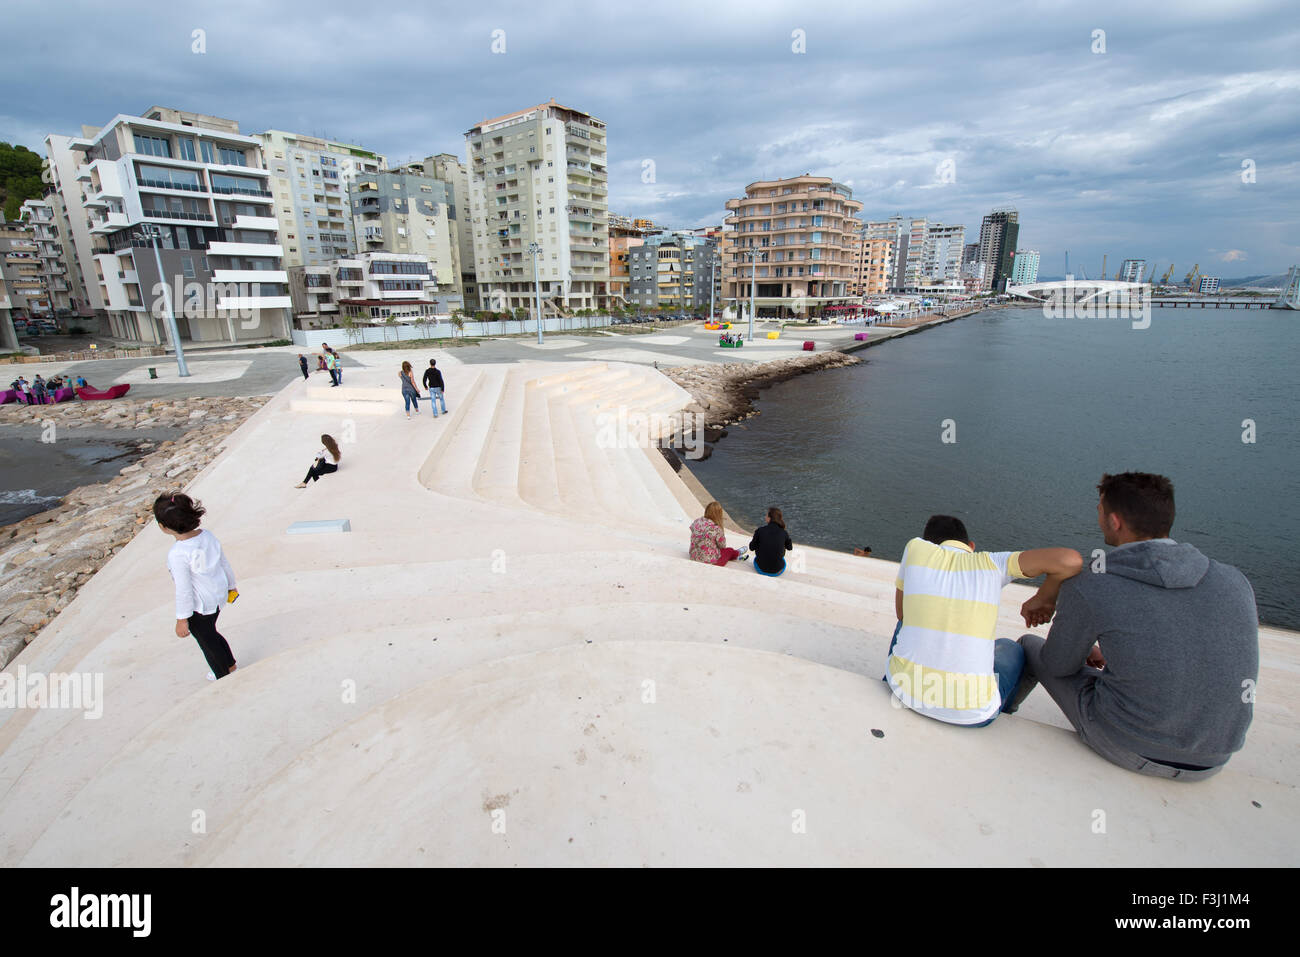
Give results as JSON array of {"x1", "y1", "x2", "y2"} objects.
[{"x1": 887, "y1": 515, "x2": 1083, "y2": 726}]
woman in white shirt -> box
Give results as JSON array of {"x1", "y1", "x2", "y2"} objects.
[
  {"x1": 153, "y1": 492, "x2": 238, "y2": 681},
  {"x1": 296, "y1": 434, "x2": 342, "y2": 489}
]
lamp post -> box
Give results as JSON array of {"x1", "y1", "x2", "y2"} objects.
[
  {"x1": 746, "y1": 247, "x2": 758, "y2": 341},
  {"x1": 528, "y1": 241, "x2": 543, "y2": 345},
  {"x1": 136, "y1": 224, "x2": 189, "y2": 377},
  {"x1": 708, "y1": 247, "x2": 717, "y2": 320}
]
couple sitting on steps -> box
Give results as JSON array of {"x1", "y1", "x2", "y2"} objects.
[{"x1": 889, "y1": 471, "x2": 1259, "y2": 781}]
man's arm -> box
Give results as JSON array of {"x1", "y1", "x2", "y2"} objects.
[
  {"x1": 1017, "y1": 547, "x2": 1083, "y2": 627},
  {"x1": 1040, "y1": 580, "x2": 1100, "y2": 677},
  {"x1": 895, "y1": 588, "x2": 904, "y2": 621}
]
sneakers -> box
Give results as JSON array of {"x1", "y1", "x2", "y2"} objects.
[
  {"x1": 737, "y1": 547, "x2": 750, "y2": 561},
  {"x1": 206, "y1": 671, "x2": 215, "y2": 681}
]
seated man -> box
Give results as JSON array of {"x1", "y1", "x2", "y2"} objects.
[
  {"x1": 1007, "y1": 472, "x2": 1258, "y2": 780},
  {"x1": 887, "y1": 515, "x2": 1082, "y2": 727}
]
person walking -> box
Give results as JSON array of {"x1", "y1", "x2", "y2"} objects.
[
  {"x1": 399, "y1": 361, "x2": 421, "y2": 419},
  {"x1": 298, "y1": 354, "x2": 310, "y2": 380},
  {"x1": 329, "y1": 347, "x2": 343, "y2": 384},
  {"x1": 422, "y1": 359, "x2": 447, "y2": 417},
  {"x1": 325, "y1": 350, "x2": 340, "y2": 387},
  {"x1": 296, "y1": 434, "x2": 342, "y2": 488},
  {"x1": 153, "y1": 492, "x2": 238, "y2": 681},
  {"x1": 749, "y1": 506, "x2": 793, "y2": 576}
]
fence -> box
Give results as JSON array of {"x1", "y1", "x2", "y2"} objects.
[{"x1": 291, "y1": 314, "x2": 668, "y2": 351}]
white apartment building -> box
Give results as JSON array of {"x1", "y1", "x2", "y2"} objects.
[
  {"x1": 61, "y1": 106, "x2": 290, "y2": 344},
  {"x1": 258, "y1": 130, "x2": 386, "y2": 269},
  {"x1": 288, "y1": 251, "x2": 462, "y2": 329},
  {"x1": 45, "y1": 132, "x2": 106, "y2": 315},
  {"x1": 466, "y1": 99, "x2": 609, "y2": 314},
  {"x1": 902, "y1": 219, "x2": 965, "y2": 288},
  {"x1": 17, "y1": 199, "x2": 74, "y2": 314}
]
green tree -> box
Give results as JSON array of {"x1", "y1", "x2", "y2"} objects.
[{"x1": 0, "y1": 142, "x2": 45, "y2": 222}]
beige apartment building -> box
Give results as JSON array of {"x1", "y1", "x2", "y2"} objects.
[
  {"x1": 466, "y1": 99, "x2": 609, "y2": 315},
  {"x1": 722, "y1": 175, "x2": 862, "y2": 317},
  {"x1": 849, "y1": 233, "x2": 895, "y2": 297}
]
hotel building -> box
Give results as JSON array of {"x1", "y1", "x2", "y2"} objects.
[
  {"x1": 57, "y1": 106, "x2": 290, "y2": 344},
  {"x1": 466, "y1": 100, "x2": 609, "y2": 314},
  {"x1": 722, "y1": 175, "x2": 863, "y2": 317}
]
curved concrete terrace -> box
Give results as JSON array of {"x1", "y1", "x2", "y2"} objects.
[{"x1": 1, "y1": 348, "x2": 1296, "y2": 867}]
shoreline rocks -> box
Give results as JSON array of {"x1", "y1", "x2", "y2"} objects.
[
  {"x1": 0, "y1": 396, "x2": 269, "y2": 667},
  {"x1": 663, "y1": 351, "x2": 862, "y2": 430}
]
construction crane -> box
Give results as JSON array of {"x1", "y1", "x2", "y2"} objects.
[
  {"x1": 1185, "y1": 263, "x2": 1200, "y2": 289},
  {"x1": 1161, "y1": 263, "x2": 1175, "y2": 285},
  {"x1": 1145, "y1": 263, "x2": 1157, "y2": 284},
  {"x1": 1101, "y1": 254, "x2": 1107, "y2": 281}
]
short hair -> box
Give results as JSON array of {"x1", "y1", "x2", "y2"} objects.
[
  {"x1": 153, "y1": 492, "x2": 205, "y2": 533},
  {"x1": 1097, "y1": 472, "x2": 1175, "y2": 538},
  {"x1": 922, "y1": 514, "x2": 969, "y2": 545},
  {"x1": 429, "y1": 359, "x2": 437, "y2": 367}
]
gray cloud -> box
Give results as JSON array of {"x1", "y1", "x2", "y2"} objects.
[{"x1": 2, "y1": 0, "x2": 1296, "y2": 274}]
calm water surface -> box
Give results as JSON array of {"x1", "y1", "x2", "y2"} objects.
[{"x1": 687, "y1": 306, "x2": 1300, "y2": 630}]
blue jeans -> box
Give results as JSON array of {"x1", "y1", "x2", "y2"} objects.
[
  {"x1": 429, "y1": 387, "x2": 446, "y2": 416},
  {"x1": 402, "y1": 390, "x2": 419, "y2": 412},
  {"x1": 753, "y1": 558, "x2": 785, "y2": 577},
  {"x1": 883, "y1": 621, "x2": 1025, "y2": 727}
]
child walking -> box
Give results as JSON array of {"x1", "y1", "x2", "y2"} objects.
[{"x1": 153, "y1": 492, "x2": 239, "y2": 681}]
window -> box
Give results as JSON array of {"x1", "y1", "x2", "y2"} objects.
[
  {"x1": 181, "y1": 255, "x2": 195, "y2": 278},
  {"x1": 177, "y1": 138, "x2": 196, "y2": 162},
  {"x1": 200, "y1": 140, "x2": 215, "y2": 164},
  {"x1": 133, "y1": 134, "x2": 172, "y2": 157},
  {"x1": 217, "y1": 147, "x2": 247, "y2": 167}
]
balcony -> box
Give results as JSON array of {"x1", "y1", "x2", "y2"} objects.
[
  {"x1": 143, "y1": 208, "x2": 215, "y2": 223},
  {"x1": 231, "y1": 215, "x2": 279, "y2": 231},
  {"x1": 206, "y1": 241, "x2": 284, "y2": 258},
  {"x1": 212, "y1": 269, "x2": 290, "y2": 284},
  {"x1": 210, "y1": 185, "x2": 273, "y2": 198},
  {"x1": 89, "y1": 211, "x2": 130, "y2": 234}
]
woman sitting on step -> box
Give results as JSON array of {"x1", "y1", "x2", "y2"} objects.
[
  {"x1": 296, "y1": 434, "x2": 342, "y2": 488},
  {"x1": 750, "y1": 506, "x2": 793, "y2": 576},
  {"x1": 689, "y1": 501, "x2": 748, "y2": 566}
]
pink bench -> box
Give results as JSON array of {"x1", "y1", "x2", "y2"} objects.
[
  {"x1": 802, "y1": 341, "x2": 815, "y2": 351},
  {"x1": 854, "y1": 332, "x2": 869, "y2": 341}
]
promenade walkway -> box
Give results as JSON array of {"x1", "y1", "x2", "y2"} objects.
[{"x1": 0, "y1": 347, "x2": 1295, "y2": 866}]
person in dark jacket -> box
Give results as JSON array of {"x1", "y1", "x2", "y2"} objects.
[
  {"x1": 750, "y1": 506, "x2": 793, "y2": 576},
  {"x1": 298, "y1": 354, "x2": 310, "y2": 380},
  {"x1": 1007, "y1": 472, "x2": 1259, "y2": 780},
  {"x1": 422, "y1": 359, "x2": 447, "y2": 417}
]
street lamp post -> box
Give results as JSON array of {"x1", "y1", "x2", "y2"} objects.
[
  {"x1": 136, "y1": 224, "x2": 189, "y2": 377},
  {"x1": 709, "y1": 249, "x2": 717, "y2": 320},
  {"x1": 528, "y1": 241, "x2": 543, "y2": 345},
  {"x1": 747, "y1": 247, "x2": 758, "y2": 341}
]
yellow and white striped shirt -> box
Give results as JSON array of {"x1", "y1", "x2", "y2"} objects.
[{"x1": 889, "y1": 538, "x2": 1024, "y2": 725}]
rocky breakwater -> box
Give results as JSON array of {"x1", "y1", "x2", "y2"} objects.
[
  {"x1": 0, "y1": 396, "x2": 269, "y2": 667},
  {"x1": 662, "y1": 352, "x2": 861, "y2": 454}
]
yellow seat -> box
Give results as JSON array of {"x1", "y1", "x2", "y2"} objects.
[{"x1": 766, "y1": 331, "x2": 780, "y2": 339}]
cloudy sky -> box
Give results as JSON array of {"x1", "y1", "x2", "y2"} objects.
[{"x1": 3, "y1": 0, "x2": 1297, "y2": 277}]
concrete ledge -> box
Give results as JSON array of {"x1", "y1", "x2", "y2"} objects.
[{"x1": 286, "y1": 519, "x2": 351, "y2": 534}]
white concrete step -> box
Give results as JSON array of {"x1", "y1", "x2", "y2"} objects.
[
  {"x1": 420, "y1": 368, "x2": 508, "y2": 496},
  {"x1": 471, "y1": 367, "x2": 529, "y2": 507},
  {"x1": 517, "y1": 379, "x2": 562, "y2": 512}
]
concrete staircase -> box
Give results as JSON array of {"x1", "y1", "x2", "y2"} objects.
[{"x1": 1, "y1": 354, "x2": 1296, "y2": 867}]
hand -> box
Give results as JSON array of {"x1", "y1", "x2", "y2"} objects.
[
  {"x1": 1020, "y1": 592, "x2": 1056, "y2": 628},
  {"x1": 175, "y1": 619, "x2": 190, "y2": 638},
  {"x1": 1086, "y1": 644, "x2": 1106, "y2": 669}
]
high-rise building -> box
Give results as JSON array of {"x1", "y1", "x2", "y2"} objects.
[
  {"x1": 349, "y1": 166, "x2": 460, "y2": 301},
  {"x1": 258, "y1": 130, "x2": 386, "y2": 269},
  {"x1": 627, "y1": 232, "x2": 719, "y2": 312},
  {"x1": 17, "y1": 199, "x2": 73, "y2": 315},
  {"x1": 466, "y1": 99, "x2": 609, "y2": 314},
  {"x1": 1119, "y1": 258, "x2": 1146, "y2": 283},
  {"x1": 849, "y1": 231, "x2": 895, "y2": 297},
  {"x1": 417, "y1": 153, "x2": 479, "y2": 309},
  {"x1": 1010, "y1": 248, "x2": 1040, "y2": 285},
  {"x1": 56, "y1": 106, "x2": 291, "y2": 344},
  {"x1": 864, "y1": 216, "x2": 908, "y2": 291},
  {"x1": 45, "y1": 132, "x2": 109, "y2": 317},
  {"x1": 722, "y1": 174, "x2": 862, "y2": 317},
  {"x1": 1198, "y1": 276, "x2": 1220, "y2": 294},
  {"x1": 977, "y1": 207, "x2": 1019, "y2": 292}
]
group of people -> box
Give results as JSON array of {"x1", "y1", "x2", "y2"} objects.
[
  {"x1": 688, "y1": 471, "x2": 1260, "y2": 781},
  {"x1": 297, "y1": 345, "x2": 344, "y2": 387},
  {"x1": 8, "y1": 373, "x2": 84, "y2": 404}
]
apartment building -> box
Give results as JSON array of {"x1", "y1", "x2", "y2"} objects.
[
  {"x1": 258, "y1": 130, "x2": 386, "y2": 269},
  {"x1": 351, "y1": 166, "x2": 462, "y2": 292},
  {"x1": 0, "y1": 220, "x2": 47, "y2": 344},
  {"x1": 977, "y1": 207, "x2": 1020, "y2": 292},
  {"x1": 627, "y1": 233, "x2": 720, "y2": 311},
  {"x1": 849, "y1": 231, "x2": 895, "y2": 296},
  {"x1": 413, "y1": 153, "x2": 479, "y2": 309},
  {"x1": 900, "y1": 219, "x2": 965, "y2": 290},
  {"x1": 288, "y1": 251, "x2": 460, "y2": 329},
  {"x1": 1118, "y1": 258, "x2": 1147, "y2": 283},
  {"x1": 608, "y1": 215, "x2": 661, "y2": 305},
  {"x1": 58, "y1": 106, "x2": 290, "y2": 344},
  {"x1": 45, "y1": 132, "x2": 107, "y2": 315},
  {"x1": 17, "y1": 199, "x2": 73, "y2": 315},
  {"x1": 466, "y1": 99, "x2": 609, "y2": 314},
  {"x1": 722, "y1": 175, "x2": 863, "y2": 317},
  {"x1": 1010, "y1": 248, "x2": 1040, "y2": 284},
  {"x1": 864, "y1": 216, "x2": 908, "y2": 291}
]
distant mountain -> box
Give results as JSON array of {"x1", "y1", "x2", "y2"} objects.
[{"x1": 1220, "y1": 274, "x2": 1289, "y2": 289}]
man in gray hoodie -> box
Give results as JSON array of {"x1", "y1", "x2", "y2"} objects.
[{"x1": 1007, "y1": 472, "x2": 1258, "y2": 779}]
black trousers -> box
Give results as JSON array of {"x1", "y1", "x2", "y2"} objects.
[
  {"x1": 190, "y1": 609, "x2": 235, "y2": 677},
  {"x1": 304, "y1": 458, "x2": 338, "y2": 483}
]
